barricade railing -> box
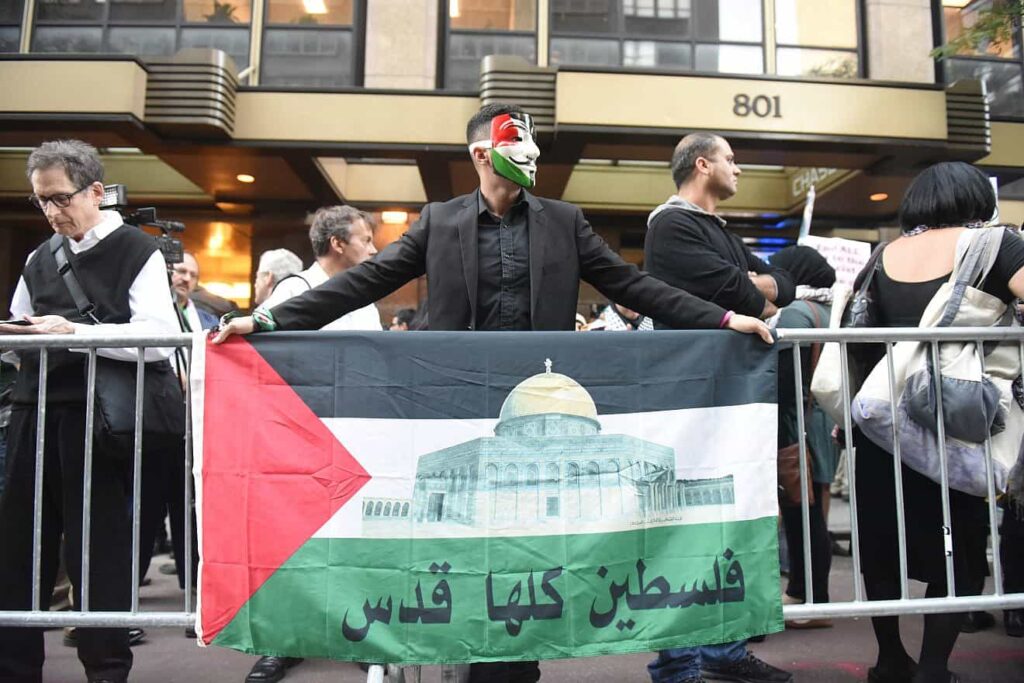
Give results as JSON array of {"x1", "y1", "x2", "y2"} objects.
[
  {"x1": 775, "y1": 326, "x2": 1024, "y2": 620},
  {"x1": 1, "y1": 330, "x2": 1022, "y2": 681},
  {"x1": 0, "y1": 333, "x2": 194, "y2": 629}
]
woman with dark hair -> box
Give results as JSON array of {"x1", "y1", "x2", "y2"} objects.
[
  {"x1": 852, "y1": 162, "x2": 1024, "y2": 683},
  {"x1": 771, "y1": 245, "x2": 839, "y2": 628}
]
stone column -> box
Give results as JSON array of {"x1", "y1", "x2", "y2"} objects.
[
  {"x1": 865, "y1": 0, "x2": 935, "y2": 83},
  {"x1": 364, "y1": 0, "x2": 439, "y2": 89}
]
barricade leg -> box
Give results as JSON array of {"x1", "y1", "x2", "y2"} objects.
[
  {"x1": 60, "y1": 405, "x2": 134, "y2": 680},
  {"x1": 0, "y1": 407, "x2": 59, "y2": 679}
]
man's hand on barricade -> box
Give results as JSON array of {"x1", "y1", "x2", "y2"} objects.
[
  {"x1": 0, "y1": 315, "x2": 74, "y2": 335},
  {"x1": 725, "y1": 314, "x2": 774, "y2": 345},
  {"x1": 211, "y1": 316, "x2": 255, "y2": 344}
]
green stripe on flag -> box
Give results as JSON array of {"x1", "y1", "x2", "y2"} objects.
[{"x1": 213, "y1": 516, "x2": 782, "y2": 664}]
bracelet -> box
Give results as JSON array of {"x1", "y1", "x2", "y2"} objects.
[
  {"x1": 719, "y1": 310, "x2": 734, "y2": 328},
  {"x1": 251, "y1": 306, "x2": 278, "y2": 332}
]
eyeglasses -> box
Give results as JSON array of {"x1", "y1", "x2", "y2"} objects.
[{"x1": 28, "y1": 185, "x2": 89, "y2": 210}]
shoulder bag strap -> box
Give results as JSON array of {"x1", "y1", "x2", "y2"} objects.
[
  {"x1": 805, "y1": 301, "x2": 824, "y2": 412},
  {"x1": 938, "y1": 228, "x2": 1002, "y2": 328},
  {"x1": 49, "y1": 233, "x2": 101, "y2": 324},
  {"x1": 270, "y1": 273, "x2": 311, "y2": 295}
]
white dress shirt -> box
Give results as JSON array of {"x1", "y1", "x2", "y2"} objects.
[
  {"x1": 261, "y1": 261, "x2": 382, "y2": 331},
  {"x1": 8, "y1": 210, "x2": 179, "y2": 361}
]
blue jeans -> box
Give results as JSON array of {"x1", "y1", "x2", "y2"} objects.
[{"x1": 648, "y1": 640, "x2": 747, "y2": 682}]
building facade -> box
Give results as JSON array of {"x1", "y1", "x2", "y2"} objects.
[{"x1": 1, "y1": 0, "x2": 1022, "y2": 316}]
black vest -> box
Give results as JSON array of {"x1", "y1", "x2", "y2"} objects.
[{"x1": 13, "y1": 225, "x2": 159, "y2": 404}]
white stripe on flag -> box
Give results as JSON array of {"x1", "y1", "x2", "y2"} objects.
[{"x1": 314, "y1": 402, "x2": 777, "y2": 539}]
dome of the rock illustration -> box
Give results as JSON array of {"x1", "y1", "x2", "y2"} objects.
[{"x1": 495, "y1": 364, "x2": 601, "y2": 438}]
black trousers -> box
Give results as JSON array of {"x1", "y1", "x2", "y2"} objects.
[
  {"x1": 138, "y1": 436, "x2": 198, "y2": 589},
  {"x1": 1001, "y1": 506, "x2": 1024, "y2": 595},
  {"x1": 469, "y1": 660, "x2": 541, "y2": 682},
  {"x1": 780, "y1": 482, "x2": 831, "y2": 602},
  {"x1": 0, "y1": 406, "x2": 133, "y2": 683}
]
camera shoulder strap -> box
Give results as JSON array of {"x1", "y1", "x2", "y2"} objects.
[{"x1": 49, "y1": 233, "x2": 101, "y2": 324}]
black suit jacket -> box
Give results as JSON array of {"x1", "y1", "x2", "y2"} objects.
[{"x1": 270, "y1": 190, "x2": 727, "y2": 332}]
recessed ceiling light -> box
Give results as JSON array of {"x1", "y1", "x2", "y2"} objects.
[
  {"x1": 236, "y1": 174, "x2": 255, "y2": 183},
  {"x1": 381, "y1": 211, "x2": 409, "y2": 224},
  {"x1": 869, "y1": 192, "x2": 889, "y2": 202}
]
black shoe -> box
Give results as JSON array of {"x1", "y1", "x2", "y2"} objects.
[
  {"x1": 960, "y1": 610, "x2": 995, "y2": 633},
  {"x1": 185, "y1": 625, "x2": 197, "y2": 639},
  {"x1": 245, "y1": 656, "x2": 303, "y2": 683},
  {"x1": 1005, "y1": 609, "x2": 1024, "y2": 637},
  {"x1": 64, "y1": 627, "x2": 145, "y2": 647},
  {"x1": 702, "y1": 653, "x2": 793, "y2": 683}
]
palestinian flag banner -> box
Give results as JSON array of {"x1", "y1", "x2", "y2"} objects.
[{"x1": 192, "y1": 331, "x2": 783, "y2": 664}]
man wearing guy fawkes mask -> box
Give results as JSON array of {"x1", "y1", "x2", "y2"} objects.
[
  {"x1": 468, "y1": 110, "x2": 541, "y2": 189},
  {"x1": 213, "y1": 102, "x2": 772, "y2": 683}
]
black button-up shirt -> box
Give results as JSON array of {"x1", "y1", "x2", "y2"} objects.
[{"x1": 475, "y1": 190, "x2": 531, "y2": 331}]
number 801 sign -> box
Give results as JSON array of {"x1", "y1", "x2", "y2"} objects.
[{"x1": 733, "y1": 94, "x2": 782, "y2": 119}]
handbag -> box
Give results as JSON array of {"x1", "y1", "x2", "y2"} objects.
[
  {"x1": 811, "y1": 244, "x2": 887, "y2": 425},
  {"x1": 778, "y1": 301, "x2": 822, "y2": 507},
  {"x1": 852, "y1": 228, "x2": 1024, "y2": 496},
  {"x1": 50, "y1": 234, "x2": 186, "y2": 458}
]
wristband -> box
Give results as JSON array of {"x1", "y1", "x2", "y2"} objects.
[
  {"x1": 719, "y1": 310, "x2": 734, "y2": 329},
  {"x1": 251, "y1": 306, "x2": 278, "y2": 332}
]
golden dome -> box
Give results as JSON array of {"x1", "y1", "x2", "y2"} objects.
[{"x1": 498, "y1": 371, "x2": 598, "y2": 424}]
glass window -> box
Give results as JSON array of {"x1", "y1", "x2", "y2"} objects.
[
  {"x1": 943, "y1": 0, "x2": 1018, "y2": 59},
  {"x1": 35, "y1": 0, "x2": 105, "y2": 22},
  {"x1": 261, "y1": 27, "x2": 353, "y2": 87},
  {"x1": 0, "y1": 0, "x2": 24, "y2": 23},
  {"x1": 551, "y1": 0, "x2": 615, "y2": 34},
  {"x1": 550, "y1": 36, "x2": 619, "y2": 66},
  {"x1": 0, "y1": 27, "x2": 19, "y2": 52},
  {"x1": 265, "y1": 0, "x2": 352, "y2": 26},
  {"x1": 450, "y1": 0, "x2": 535, "y2": 31},
  {"x1": 32, "y1": 26, "x2": 103, "y2": 52},
  {"x1": 695, "y1": 0, "x2": 761, "y2": 42},
  {"x1": 183, "y1": 0, "x2": 253, "y2": 24},
  {"x1": 107, "y1": 27, "x2": 177, "y2": 56},
  {"x1": 623, "y1": 39, "x2": 690, "y2": 68},
  {"x1": 776, "y1": 46, "x2": 857, "y2": 78},
  {"x1": 108, "y1": 0, "x2": 178, "y2": 23},
  {"x1": 447, "y1": 32, "x2": 535, "y2": 89},
  {"x1": 941, "y1": 2, "x2": 1023, "y2": 120},
  {"x1": 0, "y1": 0, "x2": 21, "y2": 53},
  {"x1": 948, "y1": 58, "x2": 1024, "y2": 119},
  {"x1": 551, "y1": 0, "x2": 763, "y2": 73},
  {"x1": 695, "y1": 43, "x2": 762, "y2": 74},
  {"x1": 774, "y1": 0, "x2": 855, "y2": 48},
  {"x1": 623, "y1": 0, "x2": 692, "y2": 37},
  {"x1": 31, "y1": 0, "x2": 255, "y2": 69},
  {"x1": 181, "y1": 26, "x2": 250, "y2": 68}
]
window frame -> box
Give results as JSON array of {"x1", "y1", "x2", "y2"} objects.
[
  {"x1": 549, "y1": 0, "x2": 767, "y2": 75},
  {"x1": 28, "y1": 0, "x2": 255, "y2": 68},
  {"x1": 258, "y1": 0, "x2": 366, "y2": 89},
  {"x1": 932, "y1": 0, "x2": 1024, "y2": 122},
  {"x1": 437, "y1": 0, "x2": 540, "y2": 92}
]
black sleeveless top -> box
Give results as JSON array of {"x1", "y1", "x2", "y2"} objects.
[
  {"x1": 13, "y1": 225, "x2": 158, "y2": 404},
  {"x1": 872, "y1": 229, "x2": 1024, "y2": 328}
]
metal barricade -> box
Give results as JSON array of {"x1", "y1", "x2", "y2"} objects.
[
  {"x1": 0, "y1": 332, "x2": 194, "y2": 629},
  {"x1": 776, "y1": 326, "x2": 1024, "y2": 620},
  {"x1": 1, "y1": 329, "x2": 1023, "y2": 681}
]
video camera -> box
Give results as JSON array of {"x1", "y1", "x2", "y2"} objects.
[{"x1": 100, "y1": 184, "x2": 186, "y2": 265}]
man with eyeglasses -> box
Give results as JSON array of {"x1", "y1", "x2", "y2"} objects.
[{"x1": 0, "y1": 139, "x2": 180, "y2": 683}]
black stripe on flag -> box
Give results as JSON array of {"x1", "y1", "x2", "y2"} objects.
[{"x1": 247, "y1": 330, "x2": 777, "y2": 420}]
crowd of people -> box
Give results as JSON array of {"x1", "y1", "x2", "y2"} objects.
[{"x1": 0, "y1": 102, "x2": 1021, "y2": 683}]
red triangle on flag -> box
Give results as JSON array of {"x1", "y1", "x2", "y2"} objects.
[{"x1": 199, "y1": 337, "x2": 371, "y2": 644}]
